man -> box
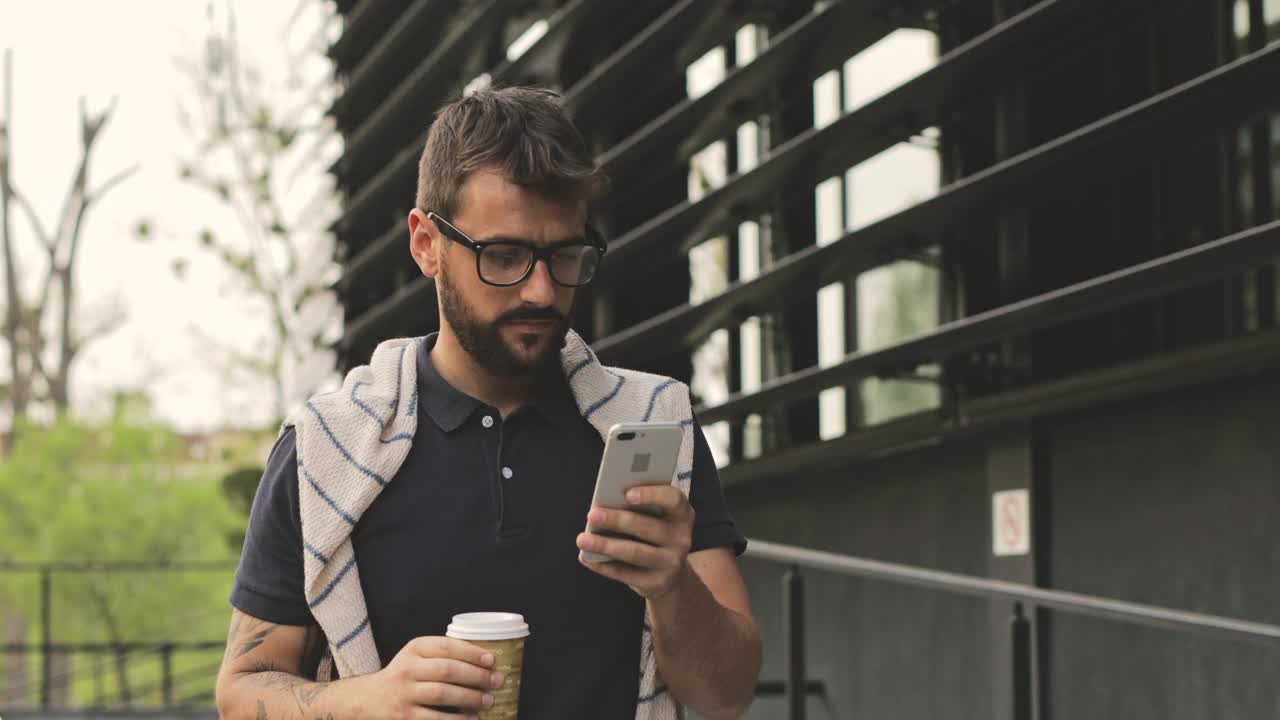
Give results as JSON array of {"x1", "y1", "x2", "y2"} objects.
[{"x1": 215, "y1": 86, "x2": 762, "y2": 720}]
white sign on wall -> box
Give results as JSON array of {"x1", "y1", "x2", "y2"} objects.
[{"x1": 992, "y1": 489, "x2": 1031, "y2": 557}]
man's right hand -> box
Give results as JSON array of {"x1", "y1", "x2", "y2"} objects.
[
  {"x1": 356, "y1": 636, "x2": 504, "y2": 717},
  {"x1": 216, "y1": 610, "x2": 506, "y2": 720}
]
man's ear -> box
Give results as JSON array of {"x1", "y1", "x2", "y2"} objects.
[{"x1": 408, "y1": 208, "x2": 441, "y2": 279}]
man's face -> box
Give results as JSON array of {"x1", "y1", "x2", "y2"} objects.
[{"x1": 410, "y1": 170, "x2": 583, "y2": 377}]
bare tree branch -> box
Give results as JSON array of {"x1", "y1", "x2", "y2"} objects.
[
  {"x1": 8, "y1": 187, "x2": 53, "y2": 253},
  {"x1": 87, "y1": 164, "x2": 139, "y2": 204}
]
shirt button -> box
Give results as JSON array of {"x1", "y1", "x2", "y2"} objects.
[
  {"x1": 482, "y1": 415, "x2": 494, "y2": 428},
  {"x1": 502, "y1": 467, "x2": 514, "y2": 479}
]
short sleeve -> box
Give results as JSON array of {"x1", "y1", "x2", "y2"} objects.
[
  {"x1": 228, "y1": 428, "x2": 315, "y2": 626},
  {"x1": 687, "y1": 414, "x2": 748, "y2": 556}
]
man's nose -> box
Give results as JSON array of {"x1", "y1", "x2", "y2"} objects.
[{"x1": 520, "y1": 258, "x2": 557, "y2": 305}]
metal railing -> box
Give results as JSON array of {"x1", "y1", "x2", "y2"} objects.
[
  {"x1": 0, "y1": 561, "x2": 232, "y2": 710},
  {"x1": 742, "y1": 539, "x2": 1280, "y2": 720}
]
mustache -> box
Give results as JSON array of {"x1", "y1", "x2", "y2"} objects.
[{"x1": 498, "y1": 307, "x2": 566, "y2": 324}]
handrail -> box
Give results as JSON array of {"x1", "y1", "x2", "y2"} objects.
[{"x1": 744, "y1": 539, "x2": 1280, "y2": 646}]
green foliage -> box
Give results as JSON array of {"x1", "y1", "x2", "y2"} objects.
[{"x1": 0, "y1": 415, "x2": 240, "y2": 705}]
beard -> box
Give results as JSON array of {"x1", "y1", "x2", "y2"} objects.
[{"x1": 436, "y1": 266, "x2": 571, "y2": 377}]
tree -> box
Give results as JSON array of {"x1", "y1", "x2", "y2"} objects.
[
  {"x1": 141, "y1": 1, "x2": 342, "y2": 426},
  {"x1": 0, "y1": 50, "x2": 133, "y2": 433},
  {"x1": 0, "y1": 400, "x2": 239, "y2": 707}
]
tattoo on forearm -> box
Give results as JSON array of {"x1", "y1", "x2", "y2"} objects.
[
  {"x1": 293, "y1": 682, "x2": 328, "y2": 710},
  {"x1": 234, "y1": 616, "x2": 279, "y2": 659},
  {"x1": 240, "y1": 662, "x2": 302, "y2": 693}
]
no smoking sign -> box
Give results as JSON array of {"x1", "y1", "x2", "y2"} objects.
[{"x1": 992, "y1": 489, "x2": 1031, "y2": 557}]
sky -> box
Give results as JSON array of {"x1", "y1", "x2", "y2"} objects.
[{"x1": 0, "y1": 1, "x2": 339, "y2": 432}]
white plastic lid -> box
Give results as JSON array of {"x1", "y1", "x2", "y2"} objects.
[{"x1": 446, "y1": 612, "x2": 530, "y2": 640}]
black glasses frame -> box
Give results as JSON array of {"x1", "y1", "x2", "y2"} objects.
[{"x1": 426, "y1": 211, "x2": 607, "y2": 288}]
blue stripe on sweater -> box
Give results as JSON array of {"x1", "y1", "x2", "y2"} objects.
[
  {"x1": 350, "y1": 381, "x2": 386, "y2": 426},
  {"x1": 637, "y1": 685, "x2": 668, "y2": 703},
  {"x1": 308, "y1": 556, "x2": 356, "y2": 609},
  {"x1": 584, "y1": 374, "x2": 626, "y2": 421},
  {"x1": 567, "y1": 355, "x2": 593, "y2": 382},
  {"x1": 303, "y1": 542, "x2": 329, "y2": 564},
  {"x1": 300, "y1": 461, "x2": 356, "y2": 526},
  {"x1": 336, "y1": 616, "x2": 370, "y2": 649},
  {"x1": 306, "y1": 401, "x2": 389, "y2": 486},
  {"x1": 642, "y1": 378, "x2": 677, "y2": 421}
]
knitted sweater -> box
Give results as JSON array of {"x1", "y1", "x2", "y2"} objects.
[{"x1": 283, "y1": 329, "x2": 692, "y2": 719}]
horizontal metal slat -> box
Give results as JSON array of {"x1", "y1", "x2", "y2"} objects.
[
  {"x1": 560, "y1": 0, "x2": 726, "y2": 126},
  {"x1": 329, "y1": 0, "x2": 401, "y2": 69},
  {"x1": 336, "y1": 0, "x2": 508, "y2": 181},
  {"x1": 332, "y1": 0, "x2": 620, "y2": 236},
  {"x1": 720, "y1": 328, "x2": 1280, "y2": 489},
  {"x1": 330, "y1": 0, "x2": 452, "y2": 125},
  {"x1": 340, "y1": 275, "x2": 436, "y2": 352},
  {"x1": 696, "y1": 219, "x2": 1280, "y2": 426},
  {"x1": 596, "y1": 0, "x2": 886, "y2": 192},
  {"x1": 594, "y1": 32, "x2": 1280, "y2": 367},
  {"x1": 595, "y1": 0, "x2": 1096, "y2": 283},
  {"x1": 337, "y1": 221, "x2": 404, "y2": 292}
]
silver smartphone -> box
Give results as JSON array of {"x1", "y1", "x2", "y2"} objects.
[{"x1": 582, "y1": 421, "x2": 685, "y2": 563}]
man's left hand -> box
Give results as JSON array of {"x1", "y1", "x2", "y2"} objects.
[{"x1": 577, "y1": 484, "x2": 695, "y2": 600}]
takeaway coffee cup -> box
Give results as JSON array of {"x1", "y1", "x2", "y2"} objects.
[{"x1": 446, "y1": 612, "x2": 529, "y2": 719}]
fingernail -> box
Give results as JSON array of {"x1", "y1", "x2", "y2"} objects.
[
  {"x1": 589, "y1": 508, "x2": 606, "y2": 524},
  {"x1": 483, "y1": 694, "x2": 495, "y2": 708},
  {"x1": 626, "y1": 489, "x2": 640, "y2": 503},
  {"x1": 491, "y1": 671, "x2": 505, "y2": 688},
  {"x1": 481, "y1": 652, "x2": 495, "y2": 666}
]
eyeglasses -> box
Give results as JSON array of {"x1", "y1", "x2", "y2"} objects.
[{"x1": 427, "y1": 212, "x2": 606, "y2": 288}]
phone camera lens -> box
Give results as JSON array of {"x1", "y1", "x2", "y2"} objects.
[{"x1": 617, "y1": 432, "x2": 636, "y2": 441}]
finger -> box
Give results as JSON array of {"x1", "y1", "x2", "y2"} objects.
[
  {"x1": 577, "y1": 532, "x2": 665, "y2": 567},
  {"x1": 411, "y1": 657, "x2": 503, "y2": 690},
  {"x1": 412, "y1": 704, "x2": 480, "y2": 720},
  {"x1": 407, "y1": 637, "x2": 496, "y2": 667},
  {"x1": 624, "y1": 484, "x2": 690, "y2": 517},
  {"x1": 580, "y1": 553, "x2": 650, "y2": 580},
  {"x1": 411, "y1": 681, "x2": 494, "y2": 712},
  {"x1": 587, "y1": 506, "x2": 668, "y2": 545}
]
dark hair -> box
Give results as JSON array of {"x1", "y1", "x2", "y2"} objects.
[{"x1": 415, "y1": 85, "x2": 608, "y2": 218}]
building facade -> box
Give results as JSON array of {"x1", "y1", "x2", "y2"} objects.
[{"x1": 327, "y1": 1, "x2": 1280, "y2": 717}]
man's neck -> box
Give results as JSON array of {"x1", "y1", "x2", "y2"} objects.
[{"x1": 429, "y1": 329, "x2": 533, "y2": 417}]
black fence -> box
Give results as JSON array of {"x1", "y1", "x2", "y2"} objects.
[{"x1": 0, "y1": 562, "x2": 232, "y2": 711}]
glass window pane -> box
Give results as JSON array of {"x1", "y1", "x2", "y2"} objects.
[
  {"x1": 813, "y1": 70, "x2": 841, "y2": 130},
  {"x1": 844, "y1": 29, "x2": 937, "y2": 112},
  {"x1": 686, "y1": 46, "x2": 726, "y2": 99}
]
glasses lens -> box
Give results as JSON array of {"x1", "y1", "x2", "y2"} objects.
[
  {"x1": 550, "y1": 245, "x2": 602, "y2": 287},
  {"x1": 478, "y1": 243, "x2": 534, "y2": 284}
]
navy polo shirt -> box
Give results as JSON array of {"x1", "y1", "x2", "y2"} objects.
[{"x1": 230, "y1": 333, "x2": 746, "y2": 718}]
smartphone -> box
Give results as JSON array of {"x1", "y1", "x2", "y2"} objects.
[{"x1": 582, "y1": 421, "x2": 685, "y2": 563}]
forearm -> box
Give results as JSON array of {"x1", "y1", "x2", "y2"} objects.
[
  {"x1": 217, "y1": 669, "x2": 366, "y2": 720},
  {"x1": 648, "y1": 567, "x2": 762, "y2": 719}
]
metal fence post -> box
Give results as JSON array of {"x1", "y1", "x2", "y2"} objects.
[
  {"x1": 1011, "y1": 602, "x2": 1032, "y2": 720},
  {"x1": 162, "y1": 643, "x2": 175, "y2": 707},
  {"x1": 784, "y1": 566, "x2": 806, "y2": 720},
  {"x1": 40, "y1": 565, "x2": 52, "y2": 709}
]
